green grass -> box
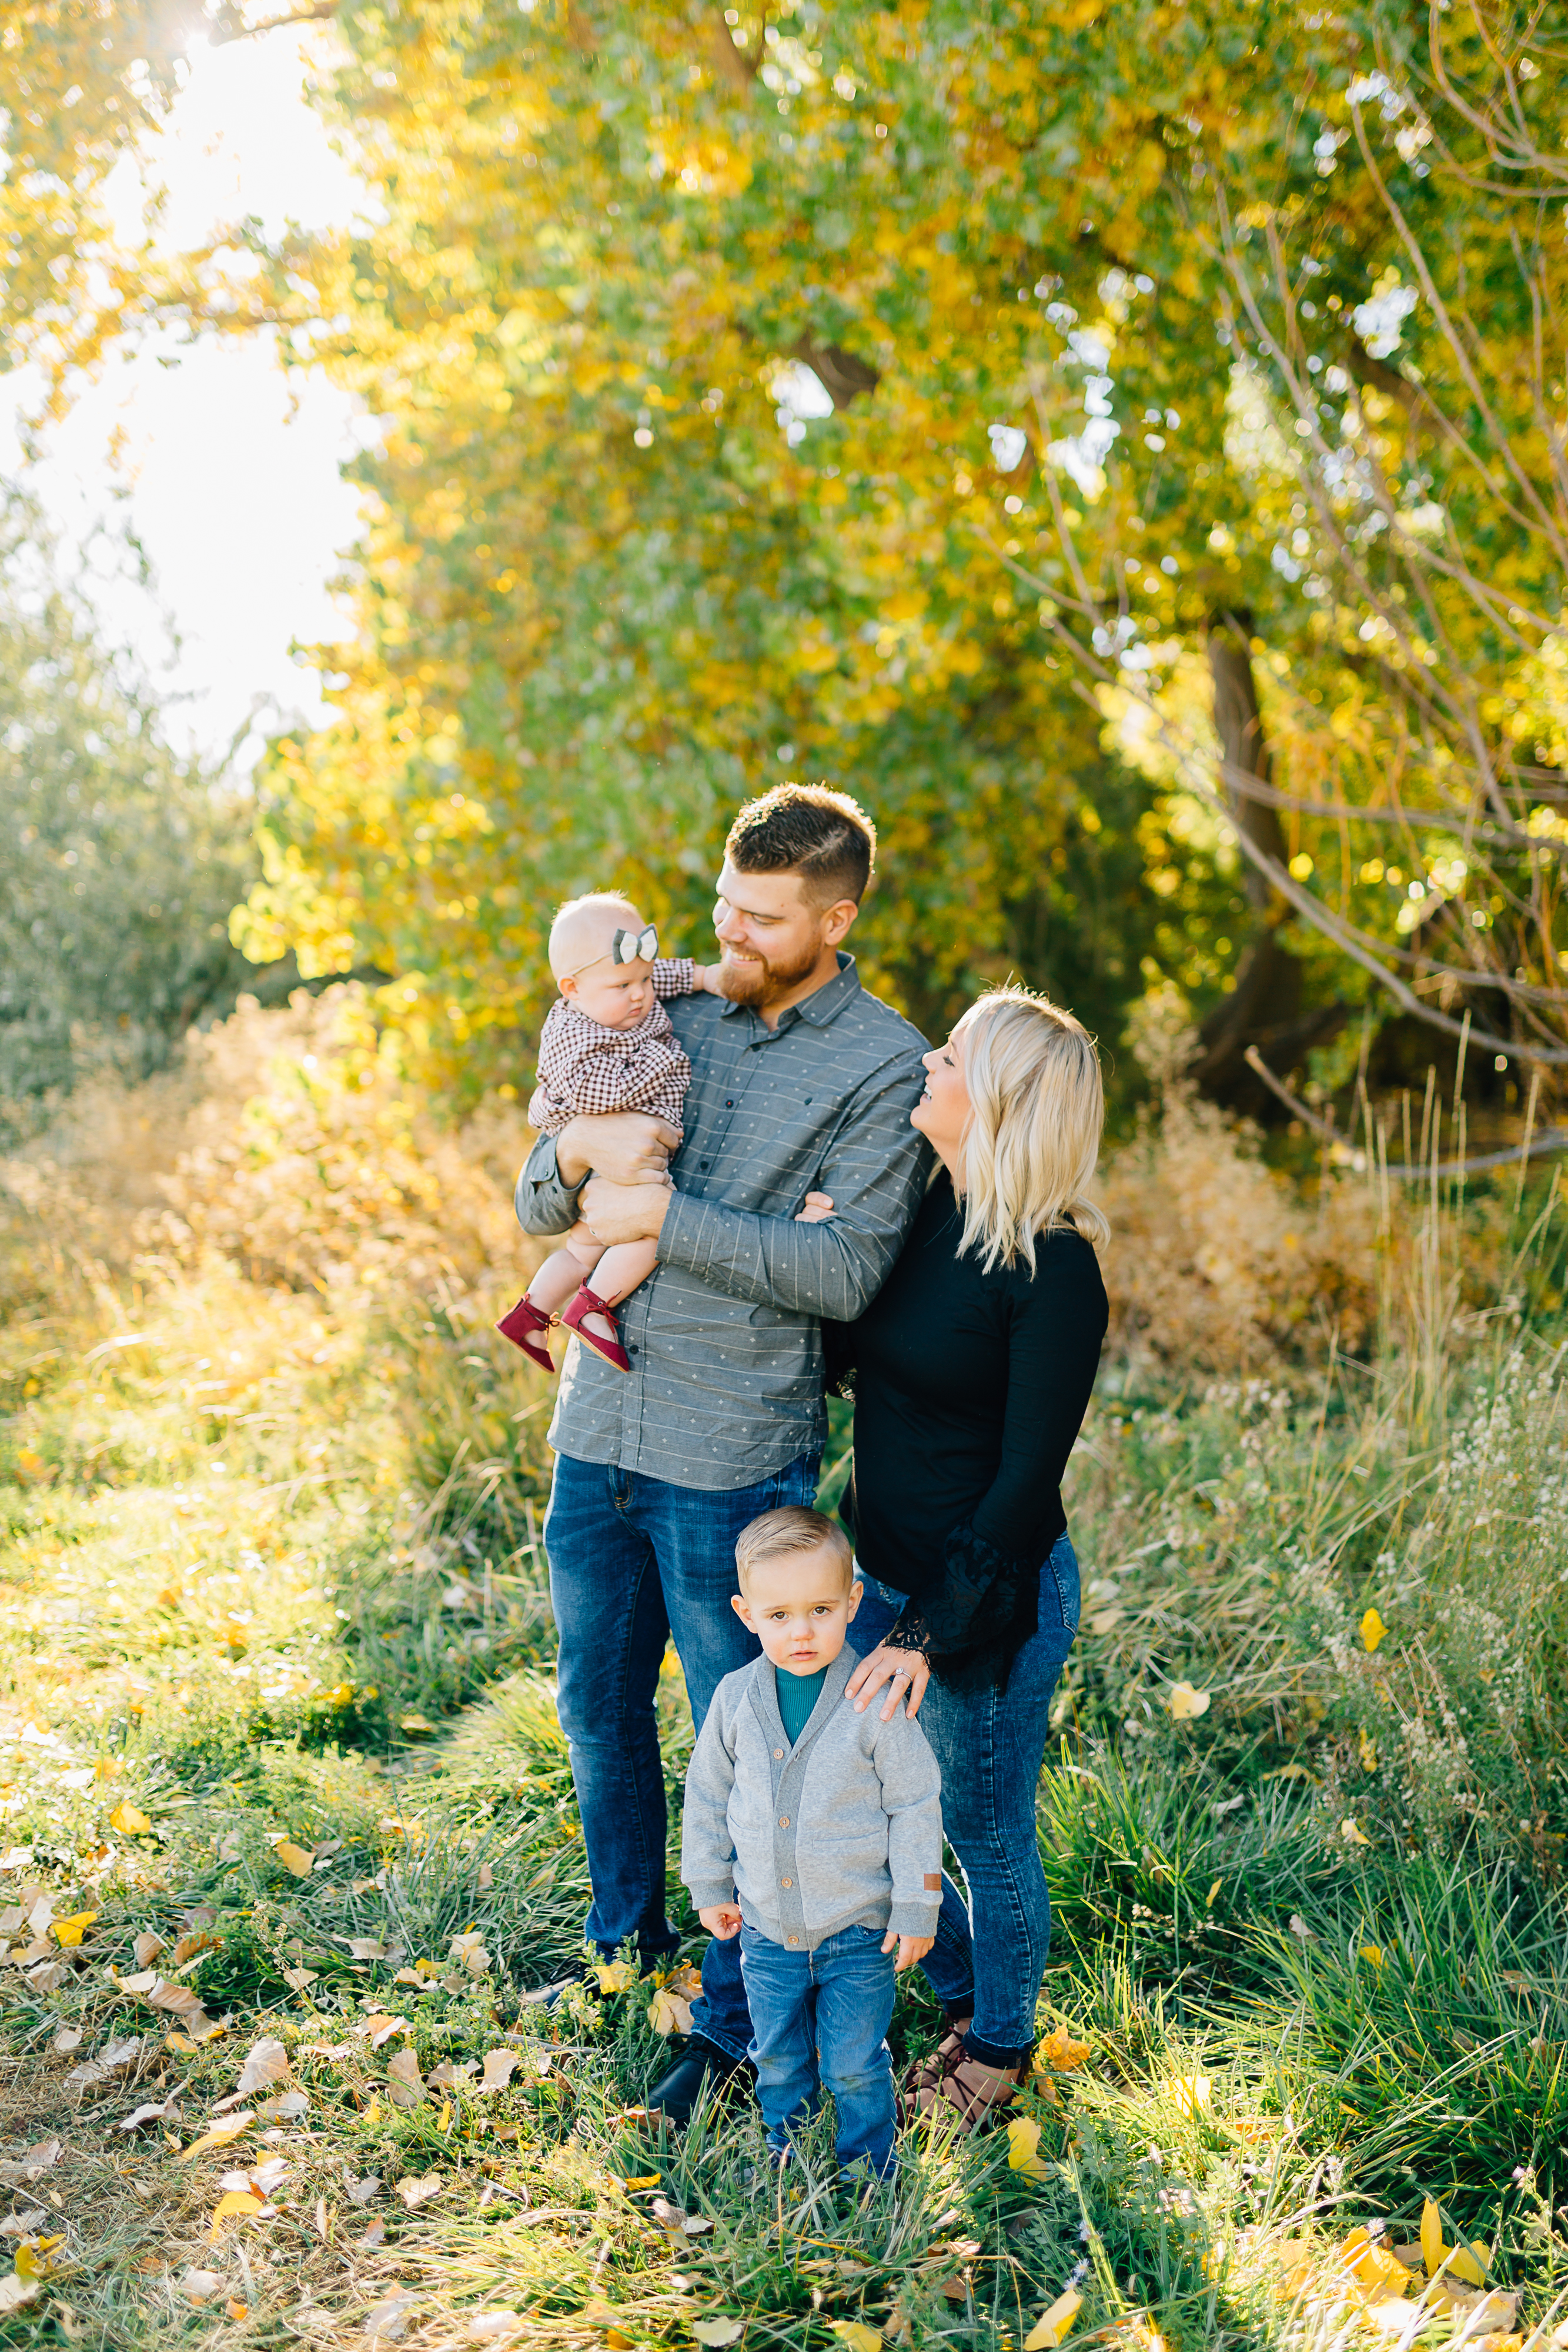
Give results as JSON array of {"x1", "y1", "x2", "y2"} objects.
[{"x1": 3, "y1": 1079, "x2": 1568, "y2": 2348}]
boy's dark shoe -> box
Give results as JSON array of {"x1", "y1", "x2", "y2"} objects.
[{"x1": 642, "y1": 2035, "x2": 750, "y2": 2128}]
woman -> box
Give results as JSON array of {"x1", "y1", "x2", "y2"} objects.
[{"x1": 833, "y1": 984, "x2": 1108, "y2": 2126}]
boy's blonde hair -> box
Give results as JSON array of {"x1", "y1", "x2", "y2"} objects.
[
  {"x1": 735, "y1": 1505, "x2": 854, "y2": 1596},
  {"x1": 954, "y1": 985, "x2": 1110, "y2": 1274}
]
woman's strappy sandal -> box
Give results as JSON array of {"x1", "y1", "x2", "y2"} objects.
[{"x1": 904, "y1": 2022, "x2": 1028, "y2": 2131}]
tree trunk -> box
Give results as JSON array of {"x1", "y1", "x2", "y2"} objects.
[{"x1": 1190, "y1": 612, "x2": 1345, "y2": 1107}]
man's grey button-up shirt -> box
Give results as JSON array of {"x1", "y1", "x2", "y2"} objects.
[{"x1": 513, "y1": 952, "x2": 930, "y2": 1492}]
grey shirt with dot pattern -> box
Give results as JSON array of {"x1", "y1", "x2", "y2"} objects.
[{"x1": 513, "y1": 953, "x2": 931, "y2": 1491}]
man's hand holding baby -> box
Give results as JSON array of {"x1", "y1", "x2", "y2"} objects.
[
  {"x1": 580, "y1": 1170, "x2": 673, "y2": 1247},
  {"x1": 698, "y1": 1902, "x2": 743, "y2": 1940},
  {"x1": 554, "y1": 1110, "x2": 680, "y2": 1190}
]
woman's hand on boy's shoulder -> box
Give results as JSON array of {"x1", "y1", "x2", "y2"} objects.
[{"x1": 847, "y1": 1641, "x2": 930, "y2": 1720}]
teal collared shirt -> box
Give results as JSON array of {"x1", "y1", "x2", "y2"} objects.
[{"x1": 515, "y1": 951, "x2": 930, "y2": 1492}]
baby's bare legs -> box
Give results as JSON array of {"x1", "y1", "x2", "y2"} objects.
[
  {"x1": 571, "y1": 1235, "x2": 659, "y2": 1349},
  {"x1": 586, "y1": 1237, "x2": 660, "y2": 1307},
  {"x1": 526, "y1": 1226, "x2": 605, "y2": 1317}
]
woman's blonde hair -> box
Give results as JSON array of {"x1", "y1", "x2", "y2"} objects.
[{"x1": 954, "y1": 986, "x2": 1109, "y2": 1272}]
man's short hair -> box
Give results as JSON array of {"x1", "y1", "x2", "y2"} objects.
[
  {"x1": 725, "y1": 783, "x2": 876, "y2": 908},
  {"x1": 734, "y1": 1504, "x2": 855, "y2": 1595}
]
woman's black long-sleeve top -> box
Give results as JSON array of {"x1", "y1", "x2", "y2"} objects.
[{"x1": 831, "y1": 1169, "x2": 1108, "y2": 1689}]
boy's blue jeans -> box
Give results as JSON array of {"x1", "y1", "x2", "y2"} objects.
[
  {"x1": 543, "y1": 1448, "x2": 819, "y2": 2063},
  {"x1": 738, "y1": 1923, "x2": 897, "y2": 2176}
]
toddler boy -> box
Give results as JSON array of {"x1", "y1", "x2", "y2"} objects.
[{"x1": 680, "y1": 1506, "x2": 942, "y2": 2179}]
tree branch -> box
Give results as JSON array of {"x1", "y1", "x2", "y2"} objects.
[
  {"x1": 707, "y1": 14, "x2": 760, "y2": 91},
  {"x1": 1242, "y1": 1048, "x2": 1568, "y2": 1177},
  {"x1": 790, "y1": 336, "x2": 879, "y2": 405},
  {"x1": 208, "y1": 2, "x2": 341, "y2": 44}
]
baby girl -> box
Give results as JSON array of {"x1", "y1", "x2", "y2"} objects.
[{"x1": 496, "y1": 892, "x2": 724, "y2": 1373}]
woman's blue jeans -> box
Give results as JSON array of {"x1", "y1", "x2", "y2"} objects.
[
  {"x1": 738, "y1": 1923, "x2": 897, "y2": 2177},
  {"x1": 850, "y1": 1534, "x2": 1079, "y2": 2063}
]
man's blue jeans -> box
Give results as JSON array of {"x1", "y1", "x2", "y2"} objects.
[
  {"x1": 848, "y1": 1534, "x2": 1080, "y2": 2061},
  {"x1": 543, "y1": 1449, "x2": 820, "y2": 2064},
  {"x1": 738, "y1": 1923, "x2": 897, "y2": 2176}
]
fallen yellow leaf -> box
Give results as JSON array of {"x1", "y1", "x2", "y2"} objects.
[
  {"x1": 1024, "y1": 2288, "x2": 1082, "y2": 2350},
  {"x1": 110, "y1": 1801, "x2": 153, "y2": 1836},
  {"x1": 621, "y1": 2174, "x2": 660, "y2": 2191},
  {"x1": 1450, "y1": 2239, "x2": 1490, "y2": 2288},
  {"x1": 1421, "y1": 2200, "x2": 1445, "y2": 2278},
  {"x1": 179, "y1": 2116, "x2": 255, "y2": 2163},
  {"x1": 1168, "y1": 1682, "x2": 1211, "y2": 1720},
  {"x1": 648, "y1": 1984, "x2": 694, "y2": 2037},
  {"x1": 1039, "y1": 2023, "x2": 1090, "y2": 2072},
  {"x1": 1168, "y1": 2073, "x2": 1212, "y2": 2119},
  {"x1": 1358, "y1": 1728, "x2": 1379, "y2": 1773},
  {"x1": 273, "y1": 1840, "x2": 315, "y2": 1878},
  {"x1": 226, "y1": 2300, "x2": 249, "y2": 2322},
  {"x1": 828, "y1": 2326, "x2": 881, "y2": 2352},
  {"x1": 1338, "y1": 2227, "x2": 1412, "y2": 2300},
  {"x1": 690, "y1": 2322, "x2": 745, "y2": 2348},
  {"x1": 1341, "y1": 1818, "x2": 1373, "y2": 1847},
  {"x1": 595, "y1": 1958, "x2": 639, "y2": 1993},
  {"x1": 436, "y1": 2098, "x2": 452, "y2": 2133},
  {"x1": 51, "y1": 1909, "x2": 98, "y2": 1949},
  {"x1": 209, "y1": 2190, "x2": 263, "y2": 2241},
  {"x1": 1359, "y1": 1943, "x2": 1385, "y2": 1969},
  {"x1": 1005, "y1": 2115, "x2": 1049, "y2": 2177},
  {"x1": 1360, "y1": 1608, "x2": 1388, "y2": 1653}
]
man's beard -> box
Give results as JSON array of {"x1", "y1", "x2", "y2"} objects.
[{"x1": 717, "y1": 935, "x2": 823, "y2": 1008}]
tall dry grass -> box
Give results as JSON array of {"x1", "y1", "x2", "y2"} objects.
[{"x1": 2, "y1": 985, "x2": 1567, "y2": 2340}]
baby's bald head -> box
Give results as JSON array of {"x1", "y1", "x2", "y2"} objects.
[{"x1": 548, "y1": 893, "x2": 644, "y2": 983}]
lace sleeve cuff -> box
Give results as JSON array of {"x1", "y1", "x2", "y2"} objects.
[{"x1": 896, "y1": 1520, "x2": 1042, "y2": 1692}]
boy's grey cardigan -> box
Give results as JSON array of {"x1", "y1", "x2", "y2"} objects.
[{"x1": 681, "y1": 1645, "x2": 942, "y2": 1953}]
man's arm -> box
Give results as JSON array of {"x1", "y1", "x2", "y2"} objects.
[
  {"x1": 514, "y1": 1112, "x2": 683, "y2": 1238},
  {"x1": 656, "y1": 1063, "x2": 930, "y2": 1320}
]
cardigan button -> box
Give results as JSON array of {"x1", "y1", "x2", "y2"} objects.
[
  {"x1": 781, "y1": 1876, "x2": 793, "y2": 1888},
  {"x1": 787, "y1": 1936, "x2": 799, "y2": 1946},
  {"x1": 773, "y1": 1748, "x2": 784, "y2": 1760},
  {"x1": 778, "y1": 1815, "x2": 790, "y2": 1828}
]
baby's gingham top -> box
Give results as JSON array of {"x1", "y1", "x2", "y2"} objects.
[{"x1": 527, "y1": 957, "x2": 696, "y2": 1141}]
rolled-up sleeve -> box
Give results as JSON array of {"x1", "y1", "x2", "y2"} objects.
[
  {"x1": 514, "y1": 1132, "x2": 583, "y2": 1238},
  {"x1": 656, "y1": 1066, "x2": 930, "y2": 1319}
]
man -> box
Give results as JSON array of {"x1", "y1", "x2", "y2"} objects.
[{"x1": 515, "y1": 783, "x2": 930, "y2": 2123}]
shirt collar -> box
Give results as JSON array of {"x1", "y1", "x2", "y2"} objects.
[{"x1": 717, "y1": 950, "x2": 862, "y2": 1031}]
